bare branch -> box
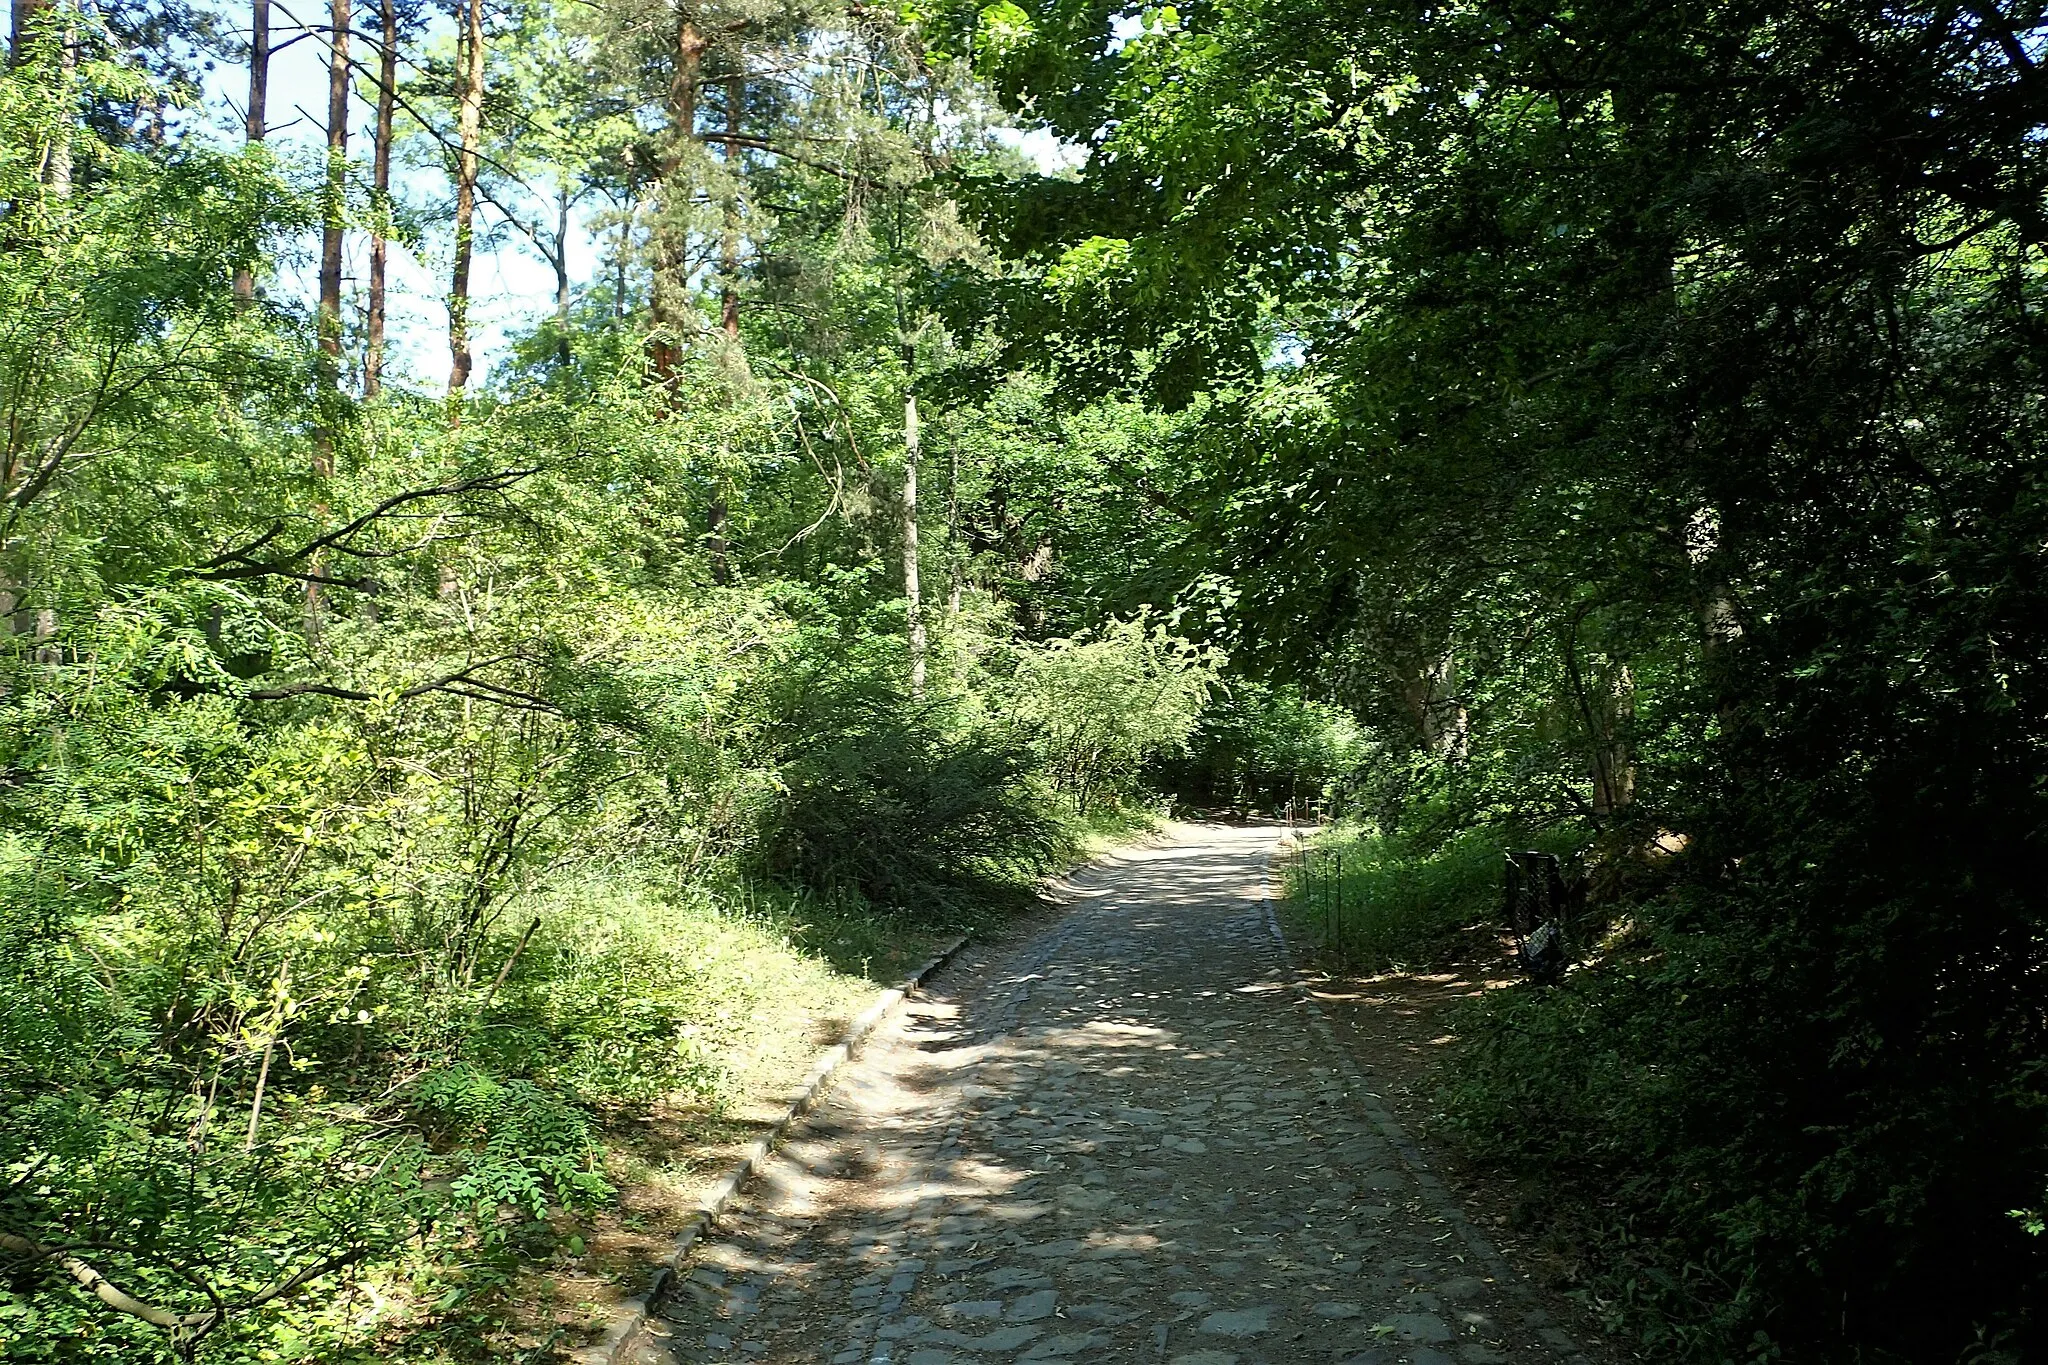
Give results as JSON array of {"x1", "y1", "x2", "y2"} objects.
[
  {"x1": 191, "y1": 467, "x2": 539, "y2": 584},
  {"x1": 244, "y1": 657, "x2": 560, "y2": 713}
]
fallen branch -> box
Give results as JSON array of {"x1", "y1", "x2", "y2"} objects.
[
  {"x1": 0, "y1": 1230, "x2": 371, "y2": 1352},
  {"x1": 0, "y1": 1231, "x2": 210, "y2": 1334}
]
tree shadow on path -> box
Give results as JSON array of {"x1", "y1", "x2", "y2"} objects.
[{"x1": 632, "y1": 825, "x2": 1584, "y2": 1365}]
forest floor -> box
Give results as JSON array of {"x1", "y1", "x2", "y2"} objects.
[{"x1": 603, "y1": 823, "x2": 1600, "y2": 1365}]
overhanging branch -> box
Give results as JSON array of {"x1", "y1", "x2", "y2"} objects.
[
  {"x1": 245, "y1": 657, "x2": 560, "y2": 713},
  {"x1": 190, "y1": 467, "x2": 539, "y2": 586}
]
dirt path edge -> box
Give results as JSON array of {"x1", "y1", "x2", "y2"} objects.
[
  {"x1": 580, "y1": 931, "x2": 972, "y2": 1365},
  {"x1": 1259, "y1": 829, "x2": 1596, "y2": 1365}
]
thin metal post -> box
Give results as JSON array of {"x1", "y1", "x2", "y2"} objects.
[
  {"x1": 1333, "y1": 851, "x2": 1344, "y2": 961},
  {"x1": 1309, "y1": 850, "x2": 1319, "y2": 934},
  {"x1": 1327, "y1": 855, "x2": 1343, "y2": 949}
]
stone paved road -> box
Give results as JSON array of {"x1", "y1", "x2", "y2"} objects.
[{"x1": 625, "y1": 824, "x2": 1590, "y2": 1365}]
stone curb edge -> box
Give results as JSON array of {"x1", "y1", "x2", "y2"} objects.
[{"x1": 578, "y1": 931, "x2": 972, "y2": 1365}]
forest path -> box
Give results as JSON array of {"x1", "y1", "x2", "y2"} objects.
[{"x1": 625, "y1": 824, "x2": 1587, "y2": 1365}]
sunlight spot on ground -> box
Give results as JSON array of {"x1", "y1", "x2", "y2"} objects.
[{"x1": 1077, "y1": 1019, "x2": 1175, "y2": 1041}]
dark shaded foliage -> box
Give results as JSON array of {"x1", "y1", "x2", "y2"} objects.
[
  {"x1": 943, "y1": 0, "x2": 2048, "y2": 1357},
  {"x1": 758, "y1": 668, "x2": 1068, "y2": 914}
]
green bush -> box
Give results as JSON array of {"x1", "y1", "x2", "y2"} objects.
[
  {"x1": 412, "y1": 1064, "x2": 611, "y2": 1229},
  {"x1": 1005, "y1": 614, "x2": 1216, "y2": 815},
  {"x1": 1160, "y1": 678, "x2": 1363, "y2": 814},
  {"x1": 759, "y1": 666, "x2": 1067, "y2": 914},
  {"x1": 1437, "y1": 954, "x2": 1774, "y2": 1359}
]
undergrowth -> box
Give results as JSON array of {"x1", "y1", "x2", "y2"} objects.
[
  {"x1": 1283, "y1": 815, "x2": 2045, "y2": 1364},
  {"x1": 1279, "y1": 824, "x2": 1580, "y2": 970}
]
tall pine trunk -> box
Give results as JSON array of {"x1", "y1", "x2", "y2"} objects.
[
  {"x1": 316, "y1": 0, "x2": 348, "y2": 403},
  {"x1": 233, "y1": 0, "x2": 268, "y2": 306},
  {"x1": 718, "y1": 72, "x2": 743, "y2": 343},
  {"x1": 364, "y1": 0, "x2": 396, "y2": 395},
  {"x1": 702, "y1": 71, "x2": 745, "y2": 584},
  {"x1": 447, "y1": 0, "x2": 484, "y2": 409},
  {"x1": 648, "y1": 19, "x2": 705, "y2": 385}
]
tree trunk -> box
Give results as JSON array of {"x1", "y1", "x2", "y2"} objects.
[
  {"x1": 706, "y1": 489, "x2": 730, "y2": 584},
  {"x1": 946, "y1": 438, "x2": 961, "y2": 615},
  {"x1": 233, "y1": 0, "x2": 268, "y2": 307},
  {"x1": 308, "y1": 0, "x2": 348, "y2": 637},
  {"x1": 9, "y1": 0, "x2": 49, "y2": 63},
  {"x1": 316, "y1": 0, "x2": 349, "y2": 398},
  {"x1": 648, "y1": 19, "x2": 705, "y2": 384},
  {"x1": 699, "y1": 71, "x2": 745, "y2": 584},
  {"x1": 671, "y1": 24, "x2": 703, "y2": 164},
  {"x1": 1399, "y1": 651, "x2": 1468, "y2": 759},
  {"x1": 1561, "y1": 609, "x2": 1636, "y2": 820},
  {"x1": 1687, "y1": 504, "x2": 1745, "y2": 738},
  {"x1": 1590, "y1": 663, "x2": 1637, "y2": 817},
  {"x1": 901, "y1": 386, "x2": 926, "y2": 697},
  {"x1": 548, "y1": 186, "x2": 572, "y2": 365},
  {"x1": 613, "y1": 162, "x2": 635, "y2": 320},
  {"x1": 892, "y1": 207, "x2": 927, "y2": 694},
  {"x1": 11, "y1": 0, "x2": 75, "y2": 198},
  {"x1": 20, "y1": 0, "x2": 76, "y2": 197},
  {"x1": 447, "y1": 0, "x2": 484, "y2": 409},
  {"x1": 364, "y1": 0, "x2": 396, "y2": 395},
  {"x1": 553, "y1": 188, "x2": 571, "y2": 322},
  {"x1": 719, "y1": 72, "x2": 743, "y2": 343}
]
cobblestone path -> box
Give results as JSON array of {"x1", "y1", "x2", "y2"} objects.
[{"x1": 627, "y1": 824, "x2": 1589, "y2": 1365}]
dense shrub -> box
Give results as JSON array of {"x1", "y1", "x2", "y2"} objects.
[
  {"x1": 1006, "y1": 614, "x2": 1216, "y2": 814},
  {"x1": 0, "y1": 76, "x2": 1219, "y2": 1357},
  {"x1": 1160, "y1": 678, "x2": 1362, "y2": 814},
  {"x1": 758, "y1": 670, "x2": 1067, "y2": 913},
  {"x1": 958, "y1": 0, "x2": 2048, "y2": 1350}
]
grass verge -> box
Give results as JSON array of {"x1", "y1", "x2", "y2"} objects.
[
  {"x1": 1277, "y1": 824, "x2": 1513, "y2": 970},
  {"x1": 375, "y1": 804, "x2": 1163, "y2": 1363},
  {"x1": 336, "y1": 866, "x2": 943, "y2": 1364}
]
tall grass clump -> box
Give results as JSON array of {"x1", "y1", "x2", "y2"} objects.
[{"x1": 1284, "y1": 825, "x2": 1583, "y2": 970}]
